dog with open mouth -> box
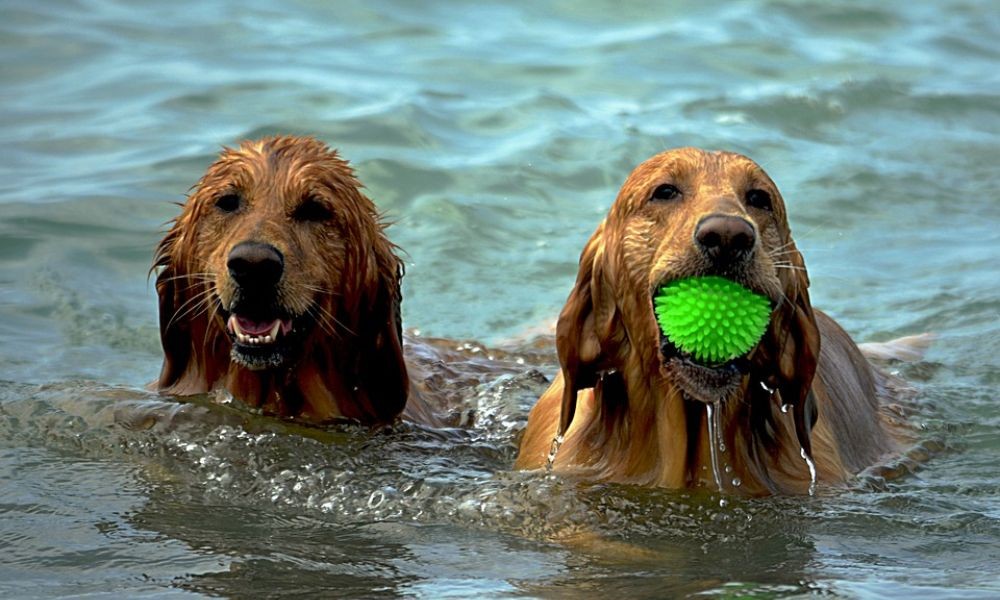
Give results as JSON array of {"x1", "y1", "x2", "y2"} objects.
[
  {"x1": 153, "y1": 136, "x2": 429, "y2": 424},
  {"x1": 515, "y1": 148, "x2": 917, "y2": 495}
]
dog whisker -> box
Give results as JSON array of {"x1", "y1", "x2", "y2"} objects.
[
  {"x1": 164, "y1": 286, "x2": 216, "y2": 333},
  {"x1": 773, "y1": 263, "x2": 807, "y2": 272},
  {"x1": 310, "y1": 304, "x2": 356, "y2": 338},
  {"x1": 301, "y1": 284, "x2": 341, "y2": 297},
  {"x1": 158, "y1": 272, "x2": 215, "y2": 284}
]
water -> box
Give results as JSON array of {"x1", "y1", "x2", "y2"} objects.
[
  {"x1": 2, "y1": 0, "x2": 999, "y2": 597},
  {"x1": 705, "y1": 402, "x2": 725, "y2": 493}
]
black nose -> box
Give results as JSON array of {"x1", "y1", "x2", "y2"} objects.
[
  {"x1": 694, "y1": 215, "x2": 756, "y2": 265},
  {"x1": 227, "y1": 242, "x2": 284, "y2": 289}
]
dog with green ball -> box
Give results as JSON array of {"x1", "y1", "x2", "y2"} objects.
[{"x1": 516, "y1": 148, "x2": 927, "y2": 495}]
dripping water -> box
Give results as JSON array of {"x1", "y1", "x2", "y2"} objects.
[
  {"x1": 546, "y1": 434, "x2": 564, "y2": 471},
  {"x1": 705, "y1": 402, "x2": 724, "y2": 492},
  {"x1": 774, "y1": 394, "x2": 817, "y2": 495},
  {"x1": 800, "y1": 447, "x2": 817, "y2": 496}
]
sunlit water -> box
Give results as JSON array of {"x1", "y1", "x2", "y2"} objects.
[{"x1": 2, "y1": 0, "x2": 999, "y2": 597}]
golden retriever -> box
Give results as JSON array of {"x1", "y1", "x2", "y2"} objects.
[
  {"x1": 153, "y1": 135, "x2": 436, "y2": 424},
  {"x1": 516, "y1": 148, "x2": 915, "y2": 495}
]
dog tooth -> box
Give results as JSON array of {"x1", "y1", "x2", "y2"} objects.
[
  {"x1": 269, "y1": 320, "x2": 282, "y2": 340},
  {"x1": 263, "y1": 335, "x2": 272, "y2": 344}
]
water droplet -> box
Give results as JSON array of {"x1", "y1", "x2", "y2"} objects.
[
  {"x1": 719, "y1": 497, "x2": 729, "y2": 508},
  {"x1": 731, "y1": 477, "x2": 742, "y2": 487},
  {"x1": 800, "y1": 447, "x2": 818, "y2": 496},
  {"x1": 724, "y1": 464, "x2": 733, "y2": 474},
  {"x1": 780, "y1": 403, "x2": 791, "y2": 414},
  {"x1": 546, "y1": 434, "x2": 564, "y2": 471}
]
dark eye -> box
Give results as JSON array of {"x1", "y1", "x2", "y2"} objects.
[
  {"x1": 746, "y1": 189, "x2": 773, "y2": 211},
  {"x1": 214, "y1": 193, "x2": 241, "y2": 213},
  {"x1": 293, "y1": 196, "x2": 334, "y2": 222},
  {"x1": 651, "y1": 184, "x2": 681, "y2": 201}
]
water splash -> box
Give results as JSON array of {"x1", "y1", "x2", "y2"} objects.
[
  {"x1": 705, "y1": 402, "x2": 724, "y2": 492},
  {"x1": 800, "y1": 447, "x2": 817, "y2": 496},
  {"x1": 545, "y1": 434, "x2": 564, "y2": 471}
]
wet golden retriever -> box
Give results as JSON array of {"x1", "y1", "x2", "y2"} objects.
[
  {"x1": 516, "y1": 148, "x2": 918, "y2": 494},
  {"x1": 153, "y1": 136, "x2": 462, "y2": 425}
]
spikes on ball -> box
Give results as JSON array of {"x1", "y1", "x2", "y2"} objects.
[{"x1": 654, "y1": 276, "x2": 772, "y2": 365}]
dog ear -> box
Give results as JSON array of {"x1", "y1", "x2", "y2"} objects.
[
  {"x1": 353, "y1": 257, "x2": 409, "y2": 424},
  {"x1": 753, "y1": 235, "x2": 821, "y2": 460},
  {"x1": 784, "y1": 259, "x2": 821, "y2": 464},
  {"x1": 153, "y1": 226, "x2": 192, "y2": 392},
  {"x1": 556, "y1": 222, "x2": 621, "y2": 435},
  {"x1": 152, "y1": 219, "x2": 223, "y2": 395},
  {"x1": 331, "y1": 195, "x2": 410, "y2": 424}
]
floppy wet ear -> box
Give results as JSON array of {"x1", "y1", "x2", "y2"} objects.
[
  {"x1": 556, "y1": 224, "x2": 620, "y2": 435},
  {"x1": 353, "y1": 259, "x2": 408, "y2": 423},
  {"x1": 754, "y1": 240, "x2": 821, "y2": 457},
  {"x1": 152, "y1": 226, "x2": 194, "y2": 392},
  {"x1": 784, "y1": 249, "x2": 821, "y2": 461}
]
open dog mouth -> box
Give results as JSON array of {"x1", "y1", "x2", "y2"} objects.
[
  {"x1": 218, "y1": 300, "x2": 306, "y2": 370},
  {"x1": 227, "y1": 314, "x2": 293, "y2": 346}
]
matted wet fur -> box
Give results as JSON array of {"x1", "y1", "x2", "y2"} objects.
[
  {"x1": 152, "y1": 135, "x2": 518, "y2": 425},
  {"x1": 515, "y1": 148, "x2": 922, "y2": 495}
]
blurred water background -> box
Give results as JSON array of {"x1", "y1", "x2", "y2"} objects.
[{"x1": 1, "y1": 0, "x2": 998, "y2": 597}]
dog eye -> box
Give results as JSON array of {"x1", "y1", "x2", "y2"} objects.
[
  {"x1": 293, "y1": 197, "x2": 334, "y2": 222},
  {"x1": 214, "y1": 193, "x2": 241, "y2": 213},
  {"x1": 746, "y1": 189, "x2": 773, "y2": 211},
  {"x1": 651, "y1": 184, "x2": 681, "y2": 202}
]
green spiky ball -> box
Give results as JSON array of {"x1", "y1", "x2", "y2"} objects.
[{"x1": 654, "y1": 276, "x2": 772, "y2": 365}]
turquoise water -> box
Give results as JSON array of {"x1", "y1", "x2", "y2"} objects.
[{"x1": 1, "y1": 0, "x2": 999, "y2": 597}]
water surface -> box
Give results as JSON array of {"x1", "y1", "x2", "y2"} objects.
[{"x1": 1, "y1": 0, "x2": 998, "y2": 597}]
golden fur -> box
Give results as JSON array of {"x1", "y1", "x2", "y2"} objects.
[{"x1": 516, "y1": 149, "x2": 905, "y2": 494}]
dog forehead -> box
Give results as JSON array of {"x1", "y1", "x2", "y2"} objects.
[
  {"x1": 197, "y1": 138, "x2": 356, "y2": 203},
  {"x1": 614, "y1": 149, "x2": 769, "y2": 210},
  {"x1": 641, "y1": 148, "x2": 761, "y2": 184}
]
